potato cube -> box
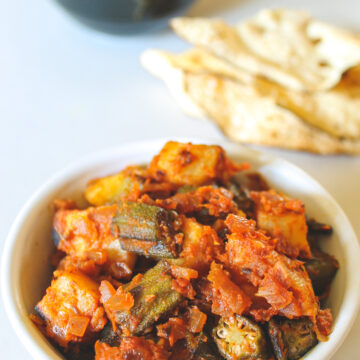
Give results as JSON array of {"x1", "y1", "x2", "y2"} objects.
[
  {"x1": 148, "y1": 141, "x2": 227, "y2": 186},
  {"x1": 53, "y1": 205, "x2": 117, "y2": 258},
  {"x1": 84, "y1": 166, "x2": 146, "y2": 206},
  {"x1": 35, "y1": 271, "x2": 107, "y2": 347},
  {"x1": 180, "y1": 218, "x2": 223, "y2": 273},
  {"x1": 250, "y1": 190, "x2": 311, "y2": 258},
  {"x1": 53, "y1": 205, "x2": 137, "y2": 279}
]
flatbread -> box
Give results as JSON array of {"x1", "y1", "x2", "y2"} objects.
[
  {"x1": 141, "y1": 49, "x2": 360, "y2": 154},
  {"x1": 186, "y1": 73, "x2": 360, "y2": 154},
  {"x1": 141, "y1": 49, "x2": 206, "y2": 119},
  {"x1": 259, "y1": 66, "x2": 360, "y2": 140},
  {"x1": 143, "y1": 48, "x2": 360, "y2": 140},
  {"x1": 171, "y1": 9, "x2": 360, "y2": 92},
  {"x1": 142, "y1": 48, "x2": 253, "y2": 84}
]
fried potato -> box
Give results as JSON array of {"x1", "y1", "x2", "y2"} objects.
[
  {"x1": 85, "y1": 166, "x2": 146, "y2": 206},
  {"x1": 35, "y1": 271, "x2": 107, "y2": 347},
  {"x1": 171, "y1": 9, "x2": 360, "y2": 92},
  {"x1": 141, "y1": 49, "x2": 360, "y2": 154},
  {"x1": 53, "y1": 205, "x2": 137, "y2": 279},
  {"x1": 148, "y1": 141, "x2": 228, "y2": 185},
  {"x1": 250, "y1": 190, "x2": 311, "y2": 259}
]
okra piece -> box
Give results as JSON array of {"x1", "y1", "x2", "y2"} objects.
[
  {"x1": 112, "y1": 201, "x2": 181, "y2": 259},
  {"x1": 231, "y1": 171, "x2": 270, "y2": 192},
  {"x1": 52, "y1": 228, "x2": 61, "y2": 247},
  {"x1": 99, "y1": 323, "x2": 121, "y2": 347},
  {"x1": 177, "y1": 185, "x2": 198, "y2": 194},
  {"x1": 228, "y1": 182, "x2": 255, "y2": 218},
  {"x1": 194, "y1": 207, "x2": 218, "y2": 226},
  {"x1": 194, "y1": 333, "x2": 221, "y2": 360},
  {"x1": 115, "y1": 260, "x2": 183, "y2": 335},
  {"x1": 304, "y1": 248, "x2": 339, "y2": 295},
  {"x1": 212, "y1": 315, "x2": 269, "y2": 360},
  {"x1": 170, "y1": 333, "x2": 219, "y2": 360},
  {"x1": 229, "y1": 172, "x2": 269, "y2": 218},
  {"x1": 307, "y1": 219, "x2": 333, "y2": 236},
  {"x1": 67, "y1": 345, "x2": 95, "y2": 360},
  {"x1": 268, "y1": 317, "x2": 317, "y2": 360}
]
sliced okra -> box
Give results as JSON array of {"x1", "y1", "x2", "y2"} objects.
[
  {"x1": 304, "y1": 248, "x2": 339, "y2": 295},
  {"x1": 268, "y1": 317, "x2": 317, "y2": 360},
  {"x1": 115, "y1": 260, "x2": 183, "y2": 335},
  {"x1": 212, "y1": 315, "x2": 269, "y2": 359},
  {"x1": 112, "y1": 201, "x2": 182, "y2": 259}
]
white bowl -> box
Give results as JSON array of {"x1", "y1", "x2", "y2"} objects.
[{"x1": 2, "y1": 138, "x2": 360, "y2": 360}]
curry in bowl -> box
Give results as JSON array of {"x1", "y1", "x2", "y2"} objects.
[{"x1": 31, "y1": 141, "x2": 338, "y2": 359}]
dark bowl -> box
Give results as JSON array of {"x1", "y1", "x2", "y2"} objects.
[{"x1": 55, "y1": 0, "x2": 195, "y2": 34}]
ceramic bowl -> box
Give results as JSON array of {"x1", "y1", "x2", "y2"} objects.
[{"x1": 2, "y1": 138, "x2": 360, "y2": 359}]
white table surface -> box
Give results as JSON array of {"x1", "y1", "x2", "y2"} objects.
[{"x1": 1, "y1": 0, "x2": 360, "y2": 358}]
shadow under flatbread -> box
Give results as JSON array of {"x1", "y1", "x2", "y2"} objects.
[{"x1": 187, "y1": 0, "x2": 250, "y2": 17}]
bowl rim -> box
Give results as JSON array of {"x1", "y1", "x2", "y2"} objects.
[{"x1": 2, "y1": 136, "x2": 360, "y2": 360}]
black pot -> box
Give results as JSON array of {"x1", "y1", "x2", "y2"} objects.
[{"x1": 55, "y1": 0, "x2": 195, "y2": 34}]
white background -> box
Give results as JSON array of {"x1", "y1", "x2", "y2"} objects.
[{"x1": 1, "y1": 0, "x2": 360, "y2": 358}]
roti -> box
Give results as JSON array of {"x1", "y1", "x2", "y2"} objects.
[
  {"x1": 141, "y1": 49, "x2": 206, "y2": 119},
  {"x1": 171, "y1": 9, "x2": 360, "y2": 92},
  {"x1": 259, "y1": 66, "x2": 360, "y2": 140},
  {"x1": 143, "y1": 48, "x2": 360, "y2": 140},
  {"x1": 141, "y1": 49, "x2": 360, "y2": 154}
]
